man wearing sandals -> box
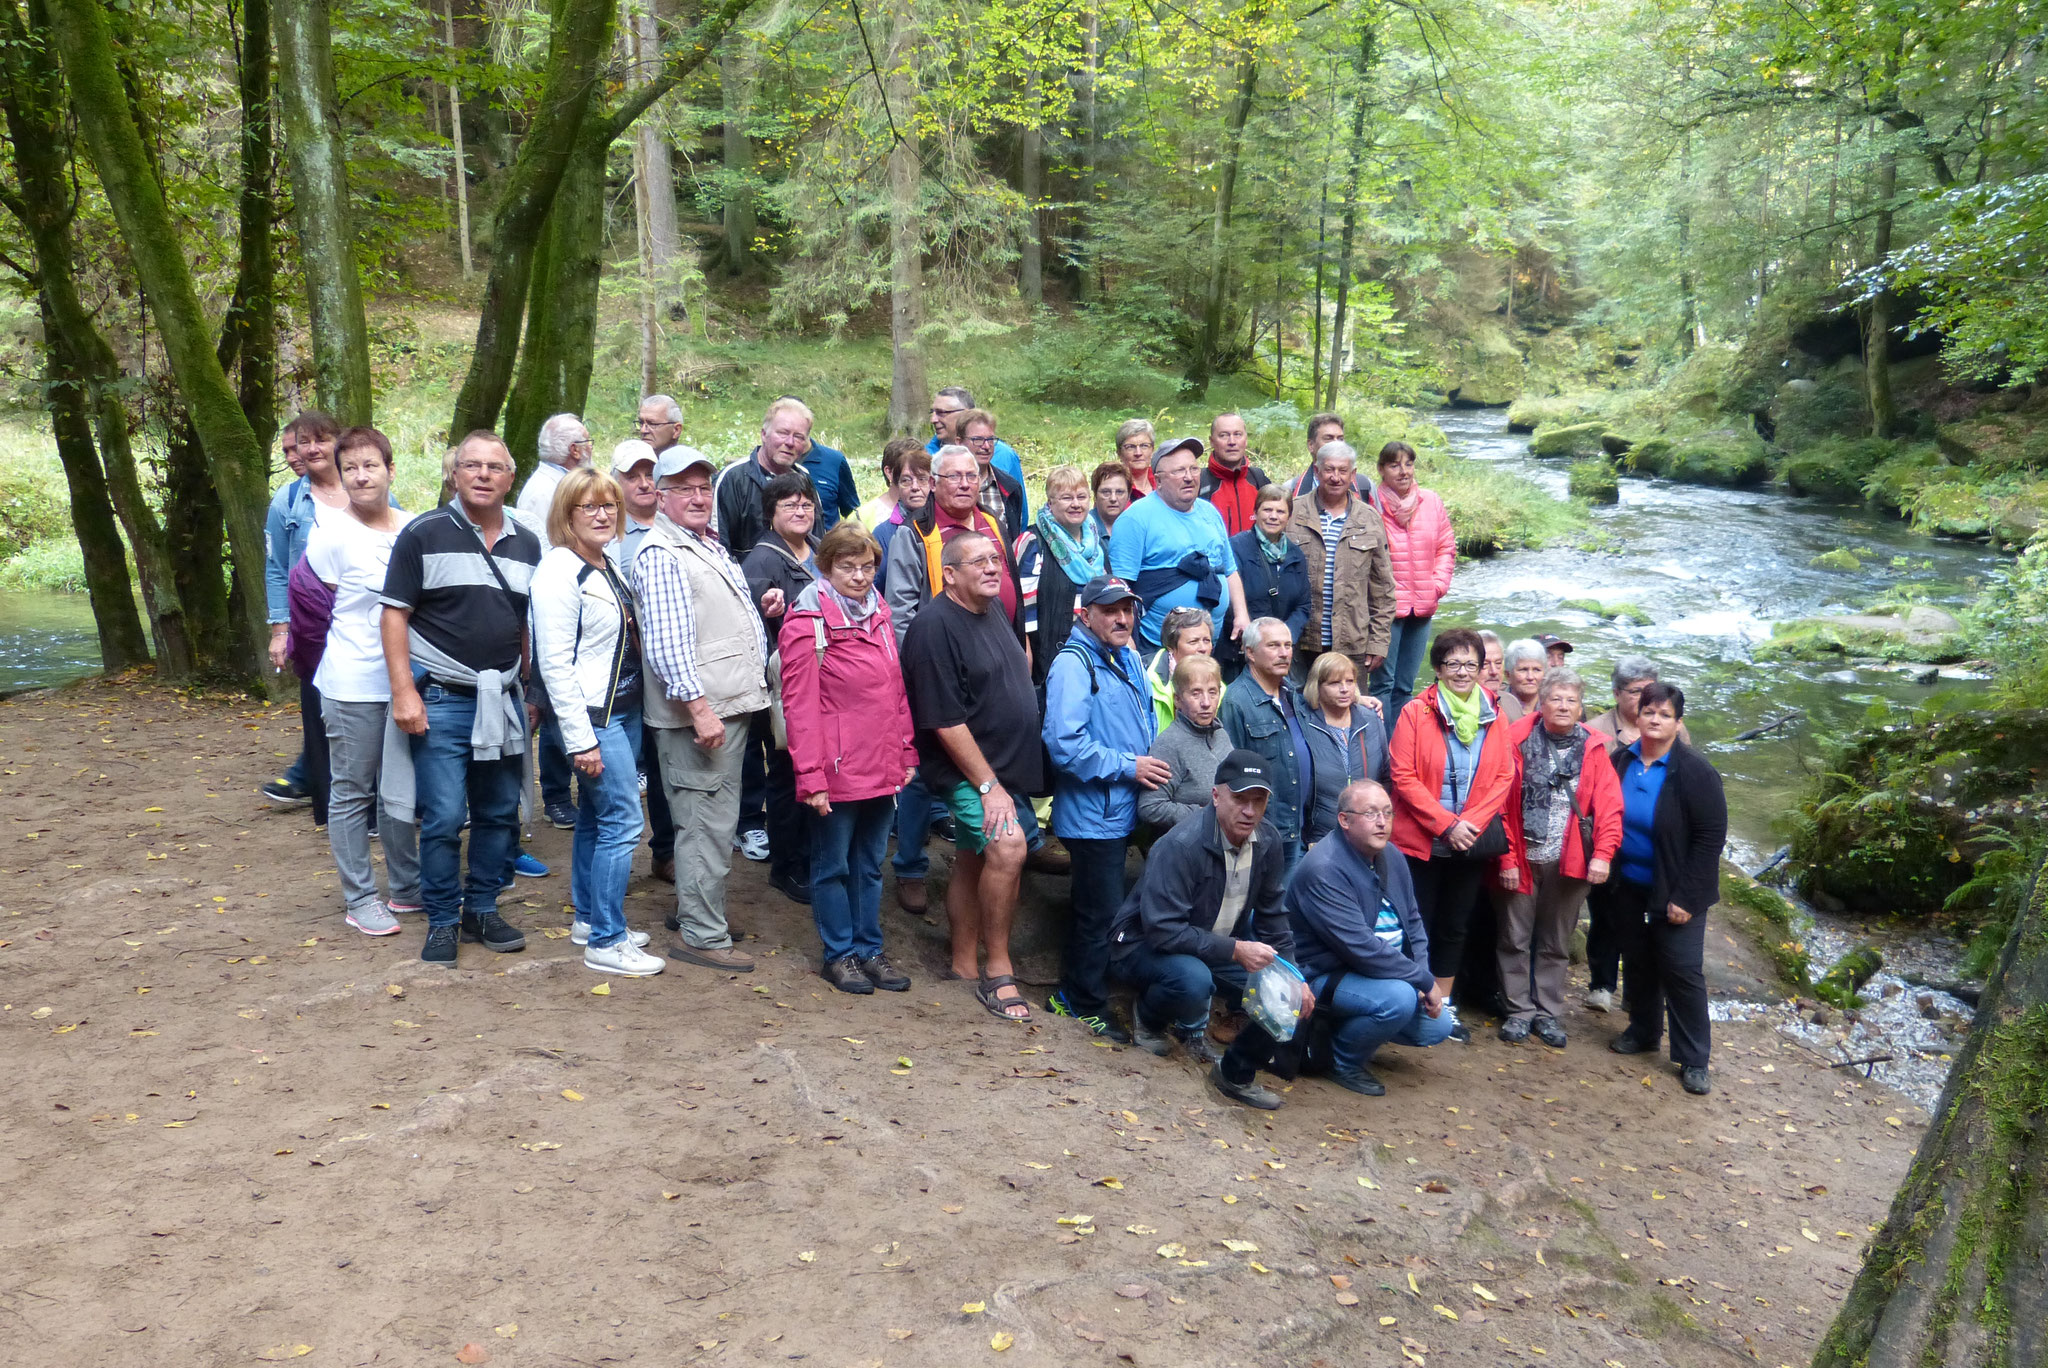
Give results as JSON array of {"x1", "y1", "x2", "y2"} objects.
[
  {"x1": 1107, "y1": 751, "x2": 1318, "y2": 1109},
  {"x1": 901, "y1": 532, "x2": 1042, "y2": 1021}
]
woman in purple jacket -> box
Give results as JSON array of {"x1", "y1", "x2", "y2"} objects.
[{"x1": 780, "y1": 521, "x2": 921, "y2": 994}]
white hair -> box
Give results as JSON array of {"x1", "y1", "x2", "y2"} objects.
[
  {"x1": 641, "y1": 393, "x2": 682, "y2": 424},
  {"x1": 1314, "y1": 440, "x2": 1359, "y2": 469},
  {"x1": 933, "y1": 443, "x2": 978, "y2": 476},
  {"x1": 1538, "y1": 665, "x2": 1585, "y2": 701},
  {"x1": 1244, "y1": 616, "x2": 1292, "y2": 652},
  {"x1": 1504, "y1": 637, "x2": 1545, "y2": 671},
  {"x1": 537, "y1": 412, "x2": 588, "y2": 468}
]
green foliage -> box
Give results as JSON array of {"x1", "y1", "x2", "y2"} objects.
[
  {"x1": 1015, "y1": 313, "x2": 1173, "y2": 409},
  {"x1": 1782, "y1": 437, "x2": 1893, "y2": 500},
  {"x1": 1870, "y1": 172, "x2": 2048, "y2": 388},
  {"x1": 1807, "y1": 547, "x2": 1860, "y2": 571},
  {"x1": 1946, "y1": 825, "x2": 2047, "y2": 979},
  {"x1": 1974, "y1": 533, "x2": 2048, "y2": 709}
]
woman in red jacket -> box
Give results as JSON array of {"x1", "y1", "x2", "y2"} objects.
[
  {"x1": 781, "y1": 522, "x2": 920, "y2": 995},
  {"x1": 1370, "y1": 441, "x2": 1458, "y2": 720},
  {"x1": 1388, "y1": 628, "x2": 1516, "y2": 1041},
  {"x1": 1496, "y1": 667, "x2": 1624, "y2": 1048}
]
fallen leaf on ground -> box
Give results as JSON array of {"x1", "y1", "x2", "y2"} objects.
[
  {"x1": 942, "y1": 1204, "x2": 964, "y2": 1214},
  {"x1": 1074, "y1": 1327, "x2": 1107, "y2": 1342},
  {"x1": 386, "y1": 984, "x2": 404, "y2": 998},
  {"x1": 1221, "y1": 1194, "x2": 1238, "y2": 1204},
  {"x1": 991, "y1": 1331, "x2": 1014, "y2": 1351},
  {"x1": 255, "y1": 1346, "x2": 312, "y2": 1361},
  {"x1": 1379, "y1": 1316, "x2": 1398, "y2": 1326},
  {"x1": 797, "y1": 1250, "x2": 817, "y2": 1262},
  {"x1": 1421, "y1": 1180, "x2": 1451, "y2": 1193},
  {"x1": 454, "y1": 1344, "x2": 488, "y2": 1365},
  {"x1": 561, "y1": 1089, "x2": 583, "y2": 1102},
  {"x1": 492, "y1": 1324, "x2": 517, "y2": 1338},
  {"x1": 1219, "y1": 1240, "x2": 1258, "y2": 1253},
  {"x1": 1056, "y1": 1214, "x2": 1093, "y2": 1226},
  {"x1": 1357, "y1": 1176, "x2": 1381, "y2": 1189},
  {"x1": 1330, "y1": 1275, "x2": 1352, "y2": 1289},
  {"x1": 1473, "y1": 1284, "x2": 1499, "y2": 1302},
  {"x1": 1125, "y1": 1224, "x2": 1156, "y2": 1235},
  {"x1": 1116, "y1": 1285, "x2": 1148, "y2": 1299},
  {"x1": 517, "y1": 1142, "x2": 561, "y2": 1152},
  {"x1": 1802, "y1": 1228, "x2": 1820, "y2": 1242},
  {"x1": 589, "y1": 983, "x2": 610, "y2": 995},
  {"x1": 961, "y1": 1301, "x2": 986, "y2": 1314},
  {"x1": 1335, "y1": 1292, "x2": 1360, "y2": 1306},
  {"x1": 886, "y1": 1328, "x2": 914, "y2": 1340},
  {"x1": 1121, "y1": 1110, "x2": 1141, "y2": 1124},
  {"x1": 1023, "y1": 1161, "x2": 1051, "y2": 1169},
  {"x1": 1435, "y1": 1304, "x2": 1460, "y2": 1321},
  {"x1": 1155, "y1": 1242, "x2": 1187, "y2": 1259},
  {"x1": 1095, "y1": 1177, "x2": 1124, "y2": 1189},
  {"x1": 29, "y1": 1007, "x2": 51, "y2": 1020}
]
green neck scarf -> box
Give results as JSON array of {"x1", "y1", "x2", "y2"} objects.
[
  {"x1": 1256, "y1": 529, "x2": 1289, "y2": 564},
  {"x1": 1441, "y1": 683, "x2": 1483, "y2": 746}
]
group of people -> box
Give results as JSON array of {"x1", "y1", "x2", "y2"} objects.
[{"x1": 260, "y1": 386, "x2": 1727, "y2": 1109}]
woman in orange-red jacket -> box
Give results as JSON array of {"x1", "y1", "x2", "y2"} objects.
[
  {"x1": 1388, "y1": 627, "x2": 1516, "y2": 1040},
  {"x1": 1495, "y1": 667, "x2": 1625, "y2": 1048}
]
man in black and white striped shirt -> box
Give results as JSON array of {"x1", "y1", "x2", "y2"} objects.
[{"x1": 381, "y1": 430, "x2": 543, "y2": 965}]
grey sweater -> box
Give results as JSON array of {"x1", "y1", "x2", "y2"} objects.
[{"x1": 1139, "y1": 715, "x2": 1235, "y2": 829}]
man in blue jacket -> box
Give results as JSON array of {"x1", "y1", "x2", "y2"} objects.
[
  {"x1": 1043, "y1": 576, "x2": 1166, "y2": 1040},
  {"x1": 1107, "y1": 751, "x2": 1317, "y2": 1110},
  {"x1": 1286, "y1": 779, "x2": 1456, "y2": 1096},
  {"x1": 1220, "y1": 617, "x2": 1313, "y2": 869}
]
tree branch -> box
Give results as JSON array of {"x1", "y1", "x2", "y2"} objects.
[{"x1": 599, "y1": 0, "x2": 759, "y2": 142}]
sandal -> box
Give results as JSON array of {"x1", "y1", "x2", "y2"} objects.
[{"x1": 976, "y1": 973, "x2": 1032, "y2": 1022}]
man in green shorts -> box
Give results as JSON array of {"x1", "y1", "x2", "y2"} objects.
[{"x1": 901, "y1": 532, "x2": 1043, "y2": 1022}]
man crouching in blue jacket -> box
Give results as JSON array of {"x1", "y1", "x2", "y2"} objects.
[
  {"x1": 1286, "y1": 778, "x2": 1456, "y2": 1096},
  {"x1": 1043, "y1": 576, "x2": 1167, "y2": 1042},
  {"x1": 1107, "y1": 750, "x2": 1318, "y2": 1110}
]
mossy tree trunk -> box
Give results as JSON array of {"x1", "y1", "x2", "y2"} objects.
[
  {"x1": 1186, "y1": 56, "x2": 1256, "y2": 397},
  {"x1": 719, "y1": 46, "x2": 756, "y2": 279},
  {"x1": 274, "y1": 0, "x2": 370, "y2": 424},
  {"x1": 1324, "y1": 13, "x2": 1378, "y2": 408},
  {"x1": 503, "y1": 122, "x2": 607, "y2": 478},
  {"x1": 47, "y1": 0, "x2": 271, "y2": 682},
  {"x1": 1814, "y1": 853, "x2": 2048, "y2": 1368},
  {"x1": 883, "y1": 0, "x2": 926, "y2": 438},
  {"x1": 231, "y1": 0, "x2": 279, "y2": 448}
]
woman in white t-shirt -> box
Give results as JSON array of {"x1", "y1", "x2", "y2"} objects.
[{"x1": 305, "y1": 427, "x2": 416, "y2": 936}]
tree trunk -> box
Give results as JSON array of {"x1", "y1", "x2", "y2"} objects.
[
  {"x1": 719, "y1": 47, "x2": 756, "y2": 278},
  {"x1": 503, "y1": 123, "x2": 607, "y2": 476},
  {"x1": 883, "y1": 0, "x2": 926, "y2": 437},
  {"x1": 1018, "y1": 80, "x2": 1042, "y2": 307},
  {"x1": 1866, "y1": 131, "x2": 1899, "y2": 439},
  {"x1": 230, "y1": 0, "x2": 277, "y2": 447},
  {"x1": 42, "y1": 307, "x2": 148, "y2": 671},
  {"x1": 626, "y1": 0, "x2": 680, "y2": 309},
  {"x1": 46, "y1": 0, "x2": 270, "y2": 681},
  {"x1": 1187, "y1": 57, "x2": 1257, "y2": 396},
  {"x1": 1073, "y1": 9, "x2": 1099, "y2": 300},
  {"x1": 1814, "y1": 852, "x2": 2048, "y2": 1368},
  {"x1": 274, "y1": 0, "x2": 372, "y2": 424},
  {"x1": 1325, "y1": 20, "x2": 1377, "y2": 408},
  {"x1": 159, "y1": 410, "x2": 238, "y2": 673},
  {"x1": 445, "y1": 0, "x2": 473, "y2": 279},
  {"x1": 1677, "y1": 128, "x2": 1699, "y2": 356}
]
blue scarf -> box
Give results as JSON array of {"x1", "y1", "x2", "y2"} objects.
[{"x1": 1035, "y1": 507, "x2": 1105, "y2": 585}]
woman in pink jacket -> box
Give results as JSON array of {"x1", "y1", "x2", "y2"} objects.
[
  {"x1": 780, "y1": 521, "x2": 920, "y2": 995},
  {"x1": 1370, "y1": 440, "x2": 1457, "y2": 719}
]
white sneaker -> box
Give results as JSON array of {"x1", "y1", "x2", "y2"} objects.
[
  {"x1": 735, "y1": 828, "x2": 771, "y2": 862},
  {"x1": 346, "y1": 901, "x2": 401, "y2": 936},
  {"x1": 1585, "y1": 988, "x2": 1615, "y2": 1013},
  {"x1": 585, "y1": 938, "x2": 665, "y2": 976},
  {"x1": 571, "y1": 920, "x2": 650, "y2": 947}
]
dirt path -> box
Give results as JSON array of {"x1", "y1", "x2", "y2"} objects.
[{"x1": 1, "y1": 678, "x2": 1926, "y2": 1368}]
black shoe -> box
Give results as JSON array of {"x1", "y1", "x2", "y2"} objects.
[
  {"x1": 664, "y1": 911, "x2": 681, "y2": 932},
  {"x1": 460, "y1": 911, "x2": 527, "y2": 952},
  {"x1": 366, "y1": 813, "x2": 379, "y2": 839},
  {"x1": 421, "y1": 924, "x2": 458, "y2": 964},
  {"x1": 651, "y1": 856, "x2": 675, "y2": 885},
  {"x1": 823, "y1": 955, "x2": 875, "y2": 995},
  {"x1": 1609, "y1": 1032, "x2": 1656, "y2": 1055},
  {"x1": 545, "y1": 800, "x2": 577, "y2": 830},
  {"x1": 1531, "y1": 1015, "x2": 1568, "y2": 1049},
  {"x1": 1172, "y1": 1025, "x2": 1223, "y2": 1066},
  {"x1": 1328, "y1": 1067, "x2": 1387, "y2": 1097},
  {"x1": 1498, "y1": 1017, "x2": 1532, "y2": 1044},
  {"x1": 856, "y1": 953, "x2": 910, "y2": 992},
  {"x1": 1210, "y1": 1063, "x2": 1282, "y2": 1110},
  {"x1": 1133, "y1": 1017, "x2": 1173, "y2": 1058},
  {"x1": 769, "y1": 869, "x2": 811, "y2": 905},
  {"x1": 1447, "y1": 1022, "x2": 1472, "y2": 1044},
  {"x1": 1047, "y1": 990, "x2": 1131, "y2": 1043},
  {"x1": 932, "y1": 815, "x2": 958, "y2": 845},
  {"x1": 261, "y1": 777, "x2": 311, "y2": 808},
  {"x1": 1681, "y1": 1065, "x2": 1712, "y2": 1095}
]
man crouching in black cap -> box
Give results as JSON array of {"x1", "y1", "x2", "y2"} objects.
[{"x1": 1106, "y1": 749, "x2": 1317, "y2": 1109}]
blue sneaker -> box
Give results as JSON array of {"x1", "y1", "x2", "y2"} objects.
[{"x1": 515, "y1": 852, "x2": 550, "y2": 878}]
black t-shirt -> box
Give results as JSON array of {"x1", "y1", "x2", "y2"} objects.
[
  {"x1": 901, "y1": 592, "x2": 1042, "y2": 795},
  {"x1": 379, "y1": 503, "x2": 540, "y2": 677}
]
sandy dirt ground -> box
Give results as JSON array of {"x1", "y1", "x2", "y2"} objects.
[{"x1": 1, "y1": 678, "x2": 1929, "y2": 1368}]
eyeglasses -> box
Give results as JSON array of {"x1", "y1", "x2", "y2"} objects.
[
  {"x1": 456, "y1": 460, "x2": 513, "y2": 475},
  {"x1": 1341, "y1": 807, "x2": 1394, "y2": 821},
  {"x1": 637, "y1": 418, "x2": 678, "y2": 431},
  {"x1": 1440, "y1": 660, "x2": 1480, "y2": 675},
  {"x1": 964, "y1": 434, "x2": 996, "y2": 447},
  {"x1": 659, "y1": 484, "x2": 711, "y2": 499},
  {"x1": 936, "y1": 471, "x2": 980, "y2": 485},
  {"x1": 958, "y1": 553, "x2": 1003, "y2": 570},
  {"x1": 573, "y1": 503, "x2": 616, "y2": 518},
  {"x1": 931, "y1": 405, "x2": 964, "y2": 419}
]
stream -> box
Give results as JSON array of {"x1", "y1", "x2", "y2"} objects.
[
  {"x1": 1433, "y1": 407, "x2": 1994, "y2": 1108},
  {"x1": 0, "y1": 587, "x2": 101, "y2": 696}
]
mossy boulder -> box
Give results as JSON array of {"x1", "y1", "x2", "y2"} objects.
[
  {"x1": 1809, "y1": 548, "x2": 1862, "y2": 571},
  {"x1": 1933, "y1": 396, "x2": 2048, "y2": 469},
  {"x1": 1632, "y1": 427, "x2": 1775, "y2": 487},
  {"x1": 1897, "y1": 468, "x2": 2048, "y2": 545},
  {"x1": 1770, "y1": 371, "x2": 1870, "y2": 451},
  {"x1": 1567, "y1": 461, "x2": 1620, "y2": 504},
  {"x1": 1718, "y1": 867, "x2": 1812, "y2": 993},
  {"x1": 1782, "y1": 436, "x2": 1895, "y2": 501},
  {"x1": 1755, "y1": 605, "x2": 1967, "y2": 664},
  {"x1": 1562, "y1": 596, "x2": 1650, "y2": 624},
  {"x1": 1530, "y1": 421, "x2": 1611, "y2": 459},
  {"x1": 1436, "y1": 322, "x2": 1526, "y2": 407},
  {"x1": 1507, "y1": 395, "x2": 1599, "y2": 434},
  {"x1": 1866, "y1": 443, "x2": 1945, "y2": 512}
]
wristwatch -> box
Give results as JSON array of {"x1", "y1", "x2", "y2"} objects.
[{"x1": 977, "y1": 779, "x2": 995, "y2": 796}]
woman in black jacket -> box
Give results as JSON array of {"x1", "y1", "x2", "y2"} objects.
[
  {"x1": 742, "y1": 470, "x2": 822, "y2": 902},
  {"x1": 1218, "y1": 484, "x2": 1310, "y2": 680},
  {"x1": 1606, "y1": 682, "x2": 1726, "y2": 1095}
]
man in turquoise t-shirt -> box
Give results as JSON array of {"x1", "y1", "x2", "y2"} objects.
[{"x1": 1107, "y1": 437, "x2": 1250, "y2": 651}]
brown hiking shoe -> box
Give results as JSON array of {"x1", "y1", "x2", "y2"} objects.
[
  {"x1": 1025, "y1": 840, "x2": 1072, "y2": 875},
  {"x1": 651, "y1": 856, "x2": 675, "y2": 884},
  {"x1": 673, "y1": 943, "x2": 755, "y2": 972},
  {"x1": 895, "y1": 877, "x2": 928, "y2": 914}
]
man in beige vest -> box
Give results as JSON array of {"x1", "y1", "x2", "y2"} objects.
[{"x1": 632, "y1": 447, "x2": 771, "y2": 971}]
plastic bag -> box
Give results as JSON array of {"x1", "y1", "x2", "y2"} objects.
[{"x1": 1244, "y1": 956, "x2": 1308, "y2": 1043}]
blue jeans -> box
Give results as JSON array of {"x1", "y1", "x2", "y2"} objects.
[
  {"x1": 1111, "y1": 946, "x2": 1280, "y2": 1084},
  {"x1": 1369, "y1": 614, "x2": 1434, "y2": 720},
  {"x1": 538, "y1": 712, "x2": 573, "y2": 808},
  {"x1": 811, "y1": 794, "x2": 894, "y2": 961},
  {"x1": 892, "y1": 771, "x2": 960, "y2": 880},
  {"x1": 411, "y1": 684, "x2": 525, "y2": 930},
  {"x1": 570, "y1": 711, "x2": 644, "y2": 949},
  {"x1": 1310, "y1": 972, "x2": 1457, "y2": 1074},
  {"x1": 1058, "y1": 836, "x2": 1129, "y2": 1017}
]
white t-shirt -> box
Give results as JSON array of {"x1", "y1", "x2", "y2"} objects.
[
  {"x1": 306, "y1": 509, "x2": 414, "y2": 702},
  {"x1": 516, "y1": 464, "x2": 567, "y2": 549}
]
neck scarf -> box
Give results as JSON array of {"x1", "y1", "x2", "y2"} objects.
[
  {"x1": 824, "y1": 581, "x2": 878, "y2": 622},
  {"x1": 1440, "y1": 683, "x2": 1483, "y2": 746},
  {"x1": 1378, "y1": 483, "x2": 1421, "y2": 530},
  {"x1": 1520, "y1": 722, "x2": 1586, "y2": 844},
  {"x1": 1035, "y1": 506, "x2": 1105, "y2": 584},
  {"x1": 1256, "y1": 528, "x2": 1289, "y2": 563}
]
